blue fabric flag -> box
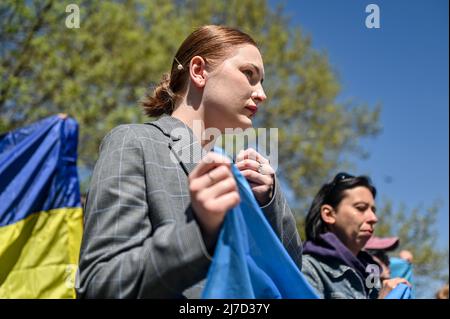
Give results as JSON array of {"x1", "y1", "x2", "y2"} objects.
[
  {"x1": 202, "y1": 148, "x2": 319, "y2": 299},
  {"x1": 384, "y1": 283, "x2": 412, "y2": 299},
  {"x1": 390, "y1": 257, "x2": 415, "y2": 298}
]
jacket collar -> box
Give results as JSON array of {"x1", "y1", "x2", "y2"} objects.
[
  {"x1": 146, "y1": 115, "x2": 207, "y2": 176},
  {"x1": 303, "y1": 232, "x2": 378, "y2": 282},
  {"x1": 307, "y1": 254, "x2": 356, "y2": 279}
]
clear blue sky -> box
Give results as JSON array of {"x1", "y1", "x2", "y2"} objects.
[{"x1": 268, "y1": 0, "x2": 449, "y2": 252}]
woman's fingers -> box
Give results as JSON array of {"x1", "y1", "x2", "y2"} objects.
[
  {"x1": 240, "y1": 168, "x2": 273, "y2": 185},
  {"x1": 235, "y1": 148, "x2": 275, "y2": 206},
  {"x1": 199, "y1": 176, "x2": 238, "y2": 201},
  {"x1": 236, "y1": 148, "x2": 270, "y2": 164},
  {"x1": 189, "y1": 152, "x2": 231, "y2": 181},
  {"x1": 189, "y1": 164, "x2": 231, "y2": 192},
  {"x1": 387, "y1": 278, "x2": 411, "y2": 288},
  {"x1": 188, "y1": 151, "x2": 240, "y2": 240},
  {"x1": 235, "y1": 159, "x2": 274, "y2": 176},
  {"x1": 205, "y1": 191, "x2": 241, "y2": 213},
  {"x1": 379, "y1": 277, "x2": 411, "y2": 299}
]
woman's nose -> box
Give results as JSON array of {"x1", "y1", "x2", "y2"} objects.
[
  {"x1": 251, "y1": 87, "x2": 267, "y2": 104},
  {"x1": 367, "y1": 210, "x2": 378, "y2": 224}
]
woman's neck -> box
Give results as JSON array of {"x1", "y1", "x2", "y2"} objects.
[
  {"x1": 330, "y1": 229, "x2": 361, "y2": 256},
  {"x1": 171, "y1": 105, "x2": 217, "y2": 151}
]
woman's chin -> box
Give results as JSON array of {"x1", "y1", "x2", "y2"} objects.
[
  {"x1": 357, "y1": 235, "x2": 372, "y2": 249},
  {"x1": 218, "y1": 115, "x2": 253, "y2": 131},
  {"x1": 223, "y1": 116, "x2": 253, "y2": 130},
  {"x1": 359, "y1": 230, "x2": 374, "y2": 240},
  {"x1": 238, "y1": 114, "x2": 253, "y2": 129}
]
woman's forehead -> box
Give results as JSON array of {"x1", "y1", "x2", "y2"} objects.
[
  {"x1": 226, "y1": 45, "x2": 264, "y2": 68},
  {"x1": 341, "y1": 186, "x2": 375, "y2": 204}
]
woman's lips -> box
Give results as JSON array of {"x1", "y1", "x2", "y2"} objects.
[{"x1": 245, "y1": 105, "x2": 258, "y2": 116}]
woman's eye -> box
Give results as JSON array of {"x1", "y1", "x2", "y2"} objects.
[{"x1": 243, "y1": 70, "x2": 253, "y2": 79}]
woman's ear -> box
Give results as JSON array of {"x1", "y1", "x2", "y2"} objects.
[
  {"x1": 189, "y1": 56, "x2": 207, "y2": 88},
  {"x1": 321, "y1": 204, "x2": 336, "y2": 226}
]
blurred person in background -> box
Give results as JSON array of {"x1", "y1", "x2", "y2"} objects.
[{"x1": 302, "y1": 173, "x2": 410, "y2": 299}]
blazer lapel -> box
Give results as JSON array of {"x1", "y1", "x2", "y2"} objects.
[{"x1": 146, "y1": 115, "x2": 207, "y2": 176}]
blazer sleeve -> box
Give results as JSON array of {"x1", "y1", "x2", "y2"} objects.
[
  {"x1": 260, "y1": 176, "x2": 303, "y2": 269},
  {"x1": 76, "y1": 125, "x2": 212, "y2": 298}
]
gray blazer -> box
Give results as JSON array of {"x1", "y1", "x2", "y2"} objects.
[{"x1": 76, "y1": 115, "x2": 302, "y2": 298}]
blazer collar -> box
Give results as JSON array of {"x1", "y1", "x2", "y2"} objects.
[{"x1": 146, "y1": 115, "x2": 207, "y2": 176}]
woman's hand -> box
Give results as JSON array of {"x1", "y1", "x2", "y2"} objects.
[
  {"x1": 235, "y1": 148, "x2": 275, "y2": 206},
  {"x1": 189, "y1": 152, "x2": 240, "y2": 247},
  {"x1": 378, "y1": 277, "x2": 411, "y2": 299}
]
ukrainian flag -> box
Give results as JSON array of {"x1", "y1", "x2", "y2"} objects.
[{"x1": 0, "y1": 115, "x2": 83, "y2": 298}]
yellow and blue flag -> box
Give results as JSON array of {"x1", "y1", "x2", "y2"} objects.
[{"x1": 0, "y1": 115, "x2": 83, "y2": 298}]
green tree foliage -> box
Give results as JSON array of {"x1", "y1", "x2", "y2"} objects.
[
  {"x1": 1, "y1": 0, "x2": 445, "y2": 297},
  {"x1": 1, "y1": 0, "x2": 187, "y2": 168},
  {"x1": 0, "y1": 0, "x2": 380, "y2": 197}
]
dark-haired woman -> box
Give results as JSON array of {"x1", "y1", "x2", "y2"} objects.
[
  {"x1": 302, "y1": 173, "x2": 409, "y2": 299},
  {"x1": 76, "y1": 25, "x2": 301, "y2": 298}
]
